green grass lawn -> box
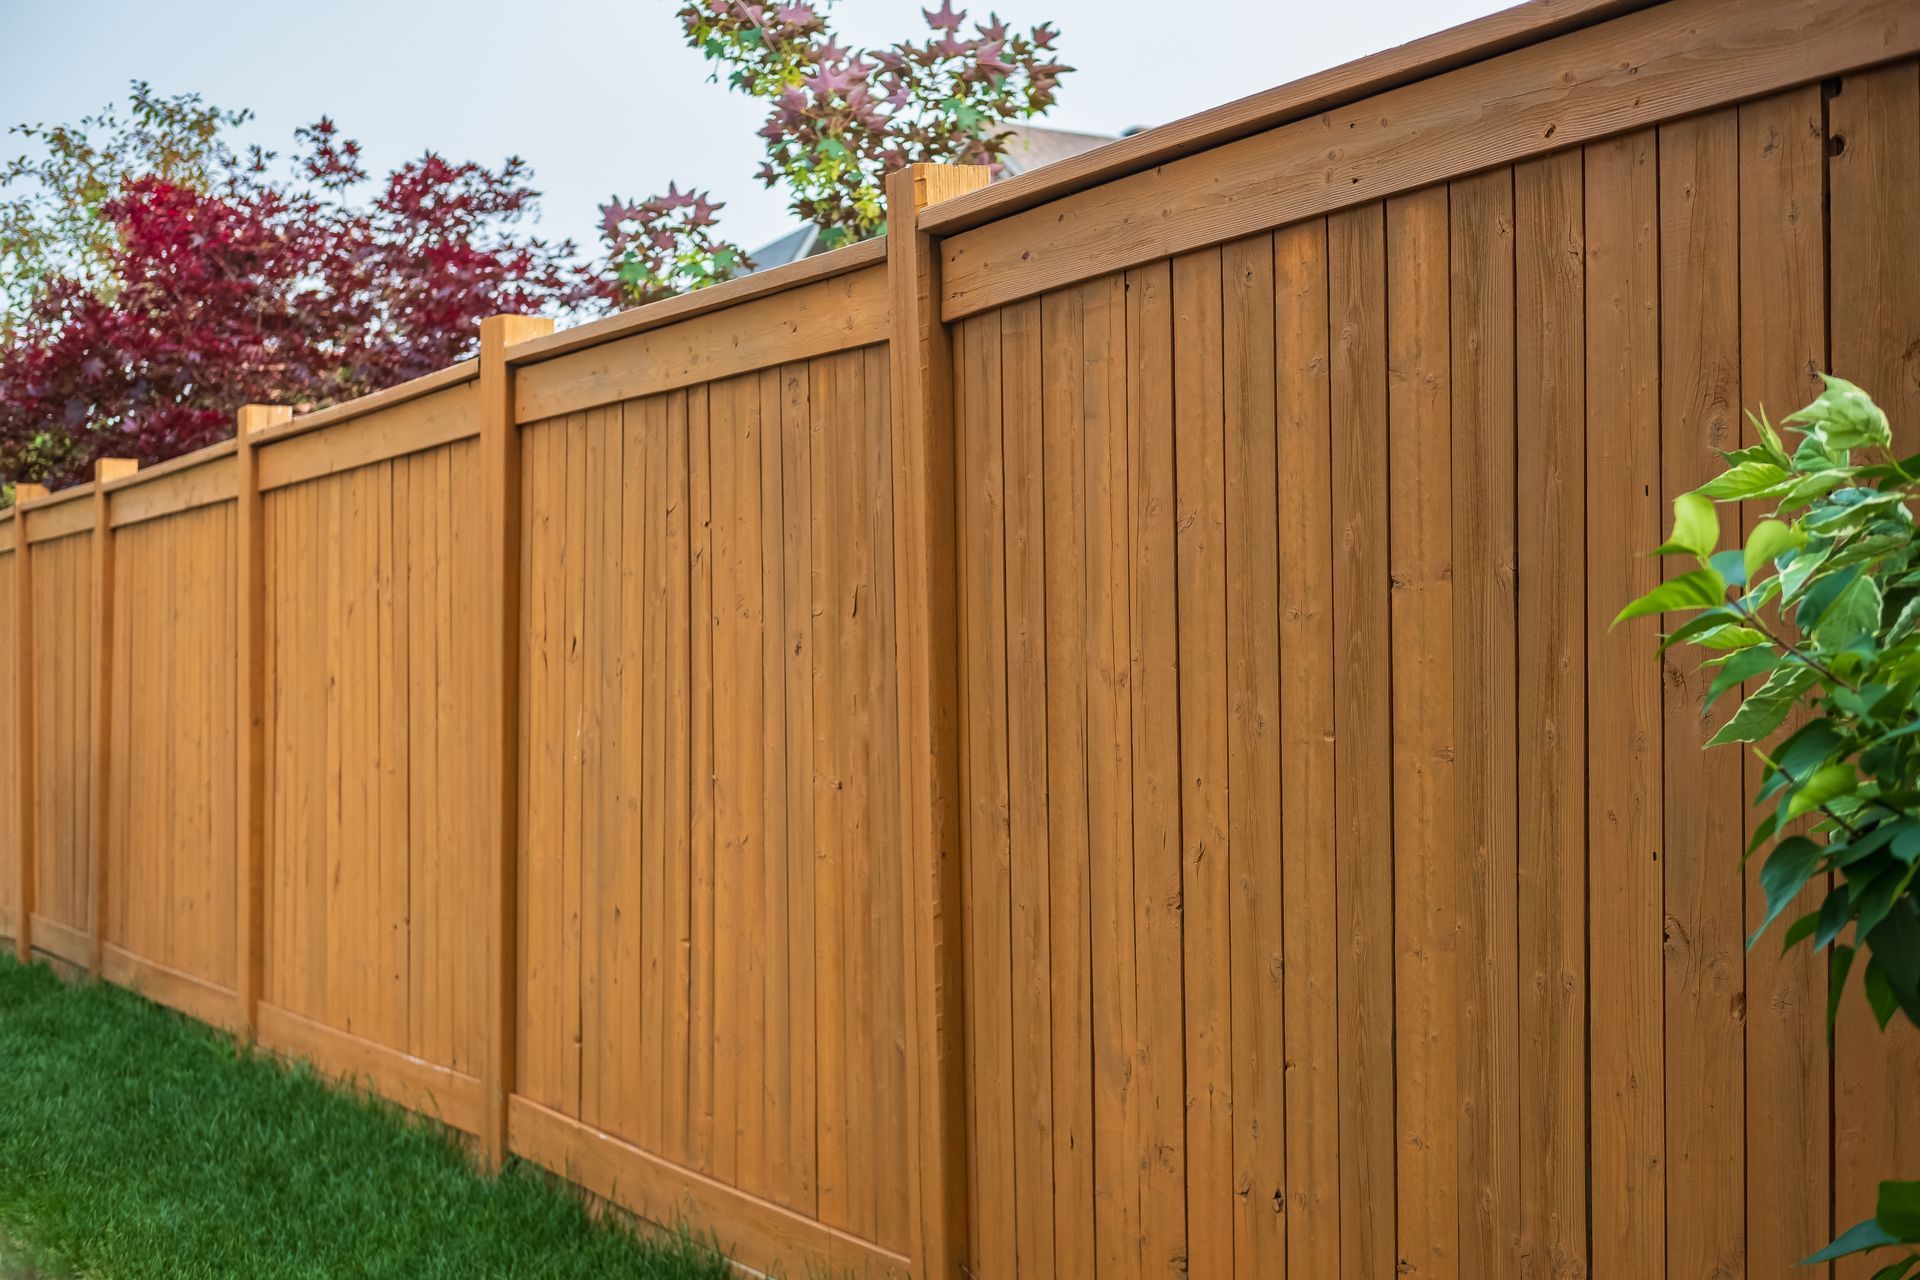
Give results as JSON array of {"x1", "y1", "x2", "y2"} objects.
[{"x1": 0, "y1": 955, "x2": 731, "y2": 1279}]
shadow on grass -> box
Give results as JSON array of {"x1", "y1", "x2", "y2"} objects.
[{"x1": 0, "y1": 955, "x2": 734, "y2": 1279}]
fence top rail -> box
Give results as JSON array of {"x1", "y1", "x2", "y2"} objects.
[
  {"x1": 101, "y1": 438, "x2": 236, "y2": 496},
  {"x1": 505, "y1": 235, "x2": 887, "y2": 369},
  {"x1": 916, "y1": 0, "x2": 1658, "y2": 236},
  {"x1": 16, "y1": 482, "x2": 94, "y2": 514},
  {"x1": 253, "y1": 359, "x2": 478, "y2": 451}
]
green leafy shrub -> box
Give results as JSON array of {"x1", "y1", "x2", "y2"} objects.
[{"x1": 1618, "y1": 376, "x2": 1919, "y2": 1272}]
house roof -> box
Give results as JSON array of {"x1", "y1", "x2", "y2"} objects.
[{"x1": 746, "y1": 123, "x2": 1117, "y2": 272}]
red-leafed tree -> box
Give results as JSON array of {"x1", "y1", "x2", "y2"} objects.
[{"x1": 0, "y1": 94, "x2": 591, "y2": 486}]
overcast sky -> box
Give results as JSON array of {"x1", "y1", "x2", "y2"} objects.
[{"x1": 2, "y1": 0, "x2": 1511, "y2": 258}]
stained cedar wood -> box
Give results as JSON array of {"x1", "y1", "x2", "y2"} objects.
[
  {"x1": 0, "y1": 541, "x2": 16, "y2": 943},
  {"x1": 1737, "y1": 83, "x2": 1831, "y2": 1279},
  {"x1": 1385, "y1": 186, "x2": 1456, "y2": 1280},
  {"x1": 1513, "y1": 147, "x2": 1587, "y2": 1278},
  {"x1": 1328, "y1": 203, "x2": 1396, "y2": 1280},
  {"x1": 1127, "y1": 258, "x2": 1188, "y2": 1279},
  {"x1": 1222, "y1": 231, "x2": 1284, "y2": 1280},
  {"x1": 757, "y1": 367, "x2": 790, "y2": 1211},
  {"x1": 1080, "y1": 271, "x2": 1142, "y2": 1280},
  {"x1": 1038, "y1": 284, "x2": 1096, "y2": 1280},
  {"x1": 1170, "y1": 246, "x2": 1234, "y2": 1280},
  {"x1": 777, "y1": 361, "x2": 819, "y2": 1217},
  {"x1": 956, "y1": 307, "x2": 1015, "y2": 1277},
  {"x1": 686, "y1": 381, "x2": 715, "y2": 1178},
  {"x1": 1000, "y1": 297, "x2": 1056, "y2": 1280},
  {"x1": 937, "y1": 0, "x2": 1920, "y2": 318},
  {"x1": 1583, "y1": 128, "x2": 1665, "y2": 1279},
  {"x1": 88, "y1": 458, "x2": 137, "y2": 976},
  {"x1": 1656, "y1": 108, "x2": 1745, "y2": 1280},
  {"x1": 921, "y1": 0, "x2": 1658, "y2": 235},
  {"x1": 1829, "y1": 58, "x2": 1920, "y2": 1280},
  {"x1": 1449, "y1": 167, "x2": 1522, "y2": 1280},
  {"x1": 884, "y1": 162, "x2": 990, "y2": 1280},
  {"x1": 1274, "y1": 218, "x2": 1340, "y2": 1279},
  {"x1": 237, "y1": 406, "x2": 290, "y2": 1036},
  {"x1": 810, "y1": 355, "x2": 853, "y2": 1236},
  {"x1": 32, "y1": 531, "x2": 93, "y2": 937}
]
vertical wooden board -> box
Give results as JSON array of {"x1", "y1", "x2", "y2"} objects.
[
  {"x1": 1126, "y1": 258, "x2": 1189, "y2": 1280},
  {"x1": 212, "y1": 506, "x2": 237, "y2": 991},
  {"x1": 1513, "y1": 147, "x2": 1590, "y2": 1280},
  {"x1": 1079, "y1": 270, "x2": 1141, "y2": 1279},
  {"x1": 1328, "y1": 203, "x2": 1397, "y2": 1280},
  {"x1": 605, "y1": 400, "x2": 643, "y2": 1143},
  {"x1": 709, "y1": 372, "x2": 767, "y2": 1191},
  {"x1": 404, "y1": 454, "x2": 439, "y2": 1064},
  {"x1": 778, "y1": 362, "x2": 819, "y2": 1215},
  {"x1": 1829, "y1": 60, "x2": 1920, "y2": 1273},
  {"x1": 636, "y1": 394, "x2": 669, "y2": 1155},
  {"x1": 1448, "y1": 166, "x2": 1522, "y2": 1280},
  {"x1": 1171, "y1": 246, "x2": 1234, "y2": 1280},
  {"x1": 663, "y1": 388, "x2": 694, "y2": 1167},
  {"x1": 836, "y1": 347, "x2": 881, "y2": 1240},
  {"x1": 953, "y1": 309, "x2": 1014, "y2": 1273},
  {"x1": 1656, "y1": 108, "x2": 1745, "y2": 1280},
  {"x1": 378, "y1": 461, "x2": 410, "y2": 1052},
  {"x1": 523, "y1": 420, "x2": 566, "y2": 1108},
  {"x1": 579, "y1": 411, "x2": 607, "y2": 1130},
  {"x1": 311, "y1": 479, "x2": 335, "y2": 1024},
  {"x1": 1584, "y1": 130, "x2": 1667, "y2": 1280},
  {"x1": 1385, "y1": 185, "x2": 1456, "y2": 1280},
  {"x1": 864, "y1": 343, "x2": 910, "y2": 1250},
  {"x1": 687, "y1": 381, "x2": 716, "y2": 1175},
  {"x1": 1038, "y1": 285, "x2": 1096, "y2": 1280},
  {"x1": 1738, "y1": 83, "x2": 1832, "y2": 1279},
  {"x1": 1221, "y1": 232, "x2": 1284, "y2": 1280},
  {"x1": 562, "y1": 416, "x2": 589, "y2": 1115},
  {"x1": 756, "y1": 367, "x2": 793, "y2": 1208},
  {"x1": 1001, "y1": 296, "x2": 1056, "y2": 1280},
  {"x1": 1273, "y1": 217, "x2": 1340, "y2": 1280}
]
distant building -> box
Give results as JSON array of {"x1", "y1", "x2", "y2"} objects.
[{"x1": 745, "y1": 123, "x2": 1116, "y2": 271}]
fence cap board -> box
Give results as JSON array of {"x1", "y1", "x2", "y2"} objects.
[
  {"x1": 15, "y1": 482, "x2": 93, "y2": 513},
  {"x1": 101, "y1": 438, "x2": 237, "y2": 495},
  {"x1": 505, "y1": 236, "x2": 887, "y2": 368},
  {"x1": 917, "y1": 0, "x2": 1660, "y2": 236},
  {"x1": 251, "y1": 359, "x2": 478, "y2": 451}
]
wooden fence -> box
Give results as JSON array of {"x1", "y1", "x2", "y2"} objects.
[{"x1": 3, "y1": 0, "x2": 1918, "y2": 1274}]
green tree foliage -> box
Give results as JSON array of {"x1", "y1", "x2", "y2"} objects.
[{"x1": 1618, "y1": 376, "x2": 1919, "y2": 1272}]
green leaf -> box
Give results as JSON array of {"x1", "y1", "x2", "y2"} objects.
[
  {"x1": 1654, "y1": 491, "x2": 1719, "y2": 560},
  {"x1": 1867, "y1": 955, "x2": 1901, "y2": 1030},
  {"x1": 1745, "y1": 518, "x2": 1804, "y2": 583},
  {"x1": 1816, "y1": 574, "x2": 1885, "y2": 649},
  {"x1": 1829, "y1": 943, "x2": 1857, "y2": 1040},
  {"x1": 1696, "y1": 460, "x2": 1790, "y2": 500},
  {"x1": 1746, "y1": 811, "x2": 1779, "y2": 862},
  {"x1": 1747, "y1": 406, "x2": 1793, "y2": 469},
  {"x1": 1790, "y1": 374, "x2": 1894, "y2": 452},
  {"x1": 1789, "y1": 762, "x2": 1859, "y2": 818},
  {"x1": 1804, "y1": 1214, "x2": 1901, "y2": 1263},
  {"x1": 1613, "y1": 568, "x2": 1727, "y2": 627},
  {"x1": 1694, "y1": 624, "x2": 1766, "y2": 651},
  {"x1": 1816, "y1": 884, "x2": 1853, "y2": 950},
  {"x1": 1869, "y1": 1256, "x2": 1920, "y2": 1280},
  {"x1": 1708, "y1": 663, "x2": 1818, "y2": 746},
  {"x1": 1781, "y1": 907, "x2": 1821, "y2": 952},
  {"x1": 1752, "y1": 835, "x2": 1824, "y2": 946},
  {"x1": 1705, "y1": 645, "x2": 1780, "y2": 711},
  {"x1": 1658, "y1": 607, "x2": 1743, "y2": 653},
  {"x1": 1884, "y1": 1182, "x2": 1920, "y2": 1243}
]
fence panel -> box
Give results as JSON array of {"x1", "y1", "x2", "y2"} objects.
[
  {"x1": 505, "y1": 254, "x2": 913, "y2": 1276},
  {"x1": 255, "y1": 375, "x2": 488, "y2": 1133},
  {"x1": 25, "y1": 505, "x2": 93, "y2": 969},
  {"x1": 939, "y1": 54, "x2": 1919, "y2": 1280},
  {"x1": 100, "y1": 452, "x2": 241, "y2": 1028}
]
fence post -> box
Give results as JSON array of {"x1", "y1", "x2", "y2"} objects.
[
  {"x1": 884, "y1": 161, "x2": 989, "y2": 1280},
  {"x1": 479, "y1": 313, "x2": 553, "y2": 1170},
  {"x1": 12, "y1": 482, "x2": 46, "y2": 964},
  {"x1": 235, "y1": 405, "x2": 290, "y2": 1037},
  {"x1": 87, "y1": 458, "x2": 138, "y2": 979}
]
